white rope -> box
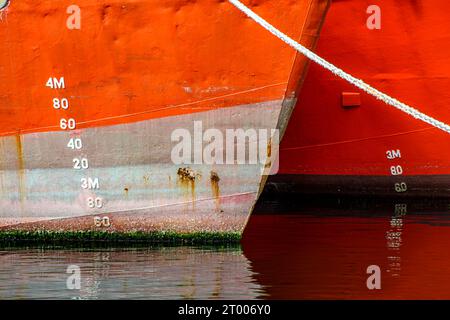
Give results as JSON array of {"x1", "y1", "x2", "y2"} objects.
[{"x1": 228, "y1": 0, "x2": 450, "y2": 134}]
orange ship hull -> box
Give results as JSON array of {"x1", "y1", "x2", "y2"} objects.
[
  {"x1": 0, "y1": 0, "x2": 329, "y2": 232},
  {"x1": 271, "y1": 0, "x2": 450, "y2": 197}
]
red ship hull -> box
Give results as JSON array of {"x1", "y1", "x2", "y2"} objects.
[{"x1": 271, "y1": 0, "x2": 450, "y2": 197}]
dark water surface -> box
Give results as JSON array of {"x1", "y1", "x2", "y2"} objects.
[{"x1": 2, "y1": 196, "x2": 450, "y2": 299}]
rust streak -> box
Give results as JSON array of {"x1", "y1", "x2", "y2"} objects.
[
  {"x1": 177, "y1": 167, "x2": 200, "y2": 210},
  {"x1": 210, "y1": 171, "x2": 221, "y2": 212},
  {"x1": 15, "y1": 133, "x2": 25, "y2": 203},
  {"x1": 0, "y1": 139, "x2": 3, "y2": 196}
]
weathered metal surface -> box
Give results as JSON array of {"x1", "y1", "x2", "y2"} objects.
[
  {"x1": 0, "y1": 101, "x2": 281, "y2": 232},
  {"x1": 0, "y1": 0, "x2": 330, "y2": 233}
]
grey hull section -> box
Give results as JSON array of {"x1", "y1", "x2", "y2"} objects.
[{"x1": 0, "y1": 100, "x2": 283, "y2": 232}]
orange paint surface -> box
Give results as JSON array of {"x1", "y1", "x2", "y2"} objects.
[{"x1": 0, "y1": 0, "x2": 328, "y2": 136}]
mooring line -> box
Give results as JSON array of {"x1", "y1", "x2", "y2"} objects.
[{"x1": 228, "y1": 0, "x2": 450, "y2": 134}]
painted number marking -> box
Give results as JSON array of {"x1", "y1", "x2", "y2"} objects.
[
  {"x1": 94, "y1": 216, "x2": 110, "y2": 227},
  {"x1": 88, "y1": 197, "x2": 103, "y2": 209},
  {"x1": 53, "y1": 98, "x2": 69, "y2": 110},
  {"x1": 73, "y1": 157, "x2": 89, "y2": 170},
  {"x1": 46, "y1": 77, "x2": 65, "y2": 89},
  {"x1": 81, "y1": 177, "x2": 99, "y2": 189},
  {"x1": 67, "y1": 138, "x2": 82, "y2": 150},
  {"x1": 60, "y1": 118, "x2": 76, "y2": 130},
  {"x1": 395, "y1": 182, "x2": 408, "y2": 193},
  {"x1": 386, "y1": 149, "x2": 401, "y2": 160},
  {"x1": 390, "y1": 165, "x2": 403, "y2": 176}
]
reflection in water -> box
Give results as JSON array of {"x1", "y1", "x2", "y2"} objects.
[
  {"x1": 386, "y1": 203, "x2": 406, "y2": 278},
  {"x1": 2, "y1": 196, "x2": 450, "y2": 299},
  {"x1": 0, "y1": 246, "x2": 263, "y2": 300},
  {"x1": 243, "y1": 196, "x2": 450, "y2": 299}
]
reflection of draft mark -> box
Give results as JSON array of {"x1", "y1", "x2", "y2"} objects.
[{"x1": 386, "y1": 204, "x2": 407, "y2": 277}]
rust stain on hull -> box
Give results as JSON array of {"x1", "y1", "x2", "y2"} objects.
[
  {"x1": 15, "y1": 133, "x2": 25, "y2": 203},
  {"x1": 210, "y1": 170, "x2": 221, "y2": 211},
  {"x1": 0, "y1": 139, "x2": 3, "y2": 196},
  {"x1": 177, "y1": 167, "x2": 201, "y2": 210}
]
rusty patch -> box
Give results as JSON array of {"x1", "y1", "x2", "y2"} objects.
[
  {"x1": 177, "y1": 167, "x2": 200, "y2": 182},
  {"x1": 177, "y1": 167, "x2": 201, "y2": 209},
  {"x1": 210, "y1": 170, "x2": 220, "y2": 183},
  {"x1": 210, "y1": 171, "x2": 221, "y2": 211},
  {"x1": 15, "y1": 133, "x2": 25, "y2": 203},
  {"x1": 265, "y1": 138, "x2": 272, "y2": 169}
]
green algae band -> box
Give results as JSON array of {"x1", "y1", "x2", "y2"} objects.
[{"x1": 0, "y1": 230, "x2": 241, "y2": 245}]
